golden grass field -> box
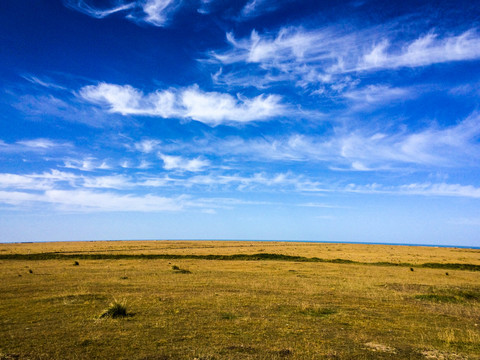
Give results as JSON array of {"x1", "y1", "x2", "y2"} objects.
[{"x1": 0, "y1": 240, "x2": 479, "y2": 359}]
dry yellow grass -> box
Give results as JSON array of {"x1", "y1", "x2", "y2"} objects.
[
  {"x1": 0, "y1": 241, "x2": 479, "y2": 359},
  {"x1": 1, "y1": 240, "x2": 479, "y2": 265}
]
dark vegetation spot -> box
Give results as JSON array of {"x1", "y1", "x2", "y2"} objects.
[
  {"x1": 99, "y1": 300, "x2": 129, "y2": 318},
  {"x1": 225, "y1": 345, "x2": 256, "y2": 353},
  {"x1": 414, "y1": 287, "x2": 479, "y2": 303},
  {"x1": 220, "y1": 312, "x2": 237, "y2": 320},
  {"x1": 172, "y1": 265, "x2": 191, "y2": 274},
  {"x1": 140, "y1": 356, "x2": 170, "y2": 360},
  {"x1": 300, "y1": 307, "x2": 337, "y2": 317},
  {"x1": 278, "y1": 349, "x2": 292, "y2": 357},
  {"x1": 120, "y1": 276, "x2": 128, "y2": 279},
  {"x1": 28, "y1": 269, "x2": 33, "y2": 274},
  {"x1": 79, "y1": 339, "x2": 93, "y2": 346},
  {"x1": 446, "y1": 272, "x2": 449, "y2": 275},
  {"x1": 73, "y1": 261, "x2": 79, "y2": 266},
  {"x1": 0, "y1": 353, "x2": 20, "y2": 360},
  {"x1": 410, "y1": 268, "x2": 414, "y2": 271},
  {"x1": 415, "y1": 294, "x2": 460, "y2": 303}
]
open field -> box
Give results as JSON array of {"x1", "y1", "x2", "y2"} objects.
[{"x1": 0, "y1": 241, "x2": 479, "y2": 359}]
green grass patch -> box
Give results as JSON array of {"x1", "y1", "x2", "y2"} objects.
[{"x1": 414, "y1": 294, "x2": 460, "y2": 303}]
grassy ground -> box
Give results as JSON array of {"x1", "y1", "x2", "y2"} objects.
[{"x1": 0, "y1": 241, "x2": 479, "y2": 359}]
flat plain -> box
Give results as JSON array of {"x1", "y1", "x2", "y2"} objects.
[{"x1": 0, "y1": 241, "x2": 479, "y2": 359}]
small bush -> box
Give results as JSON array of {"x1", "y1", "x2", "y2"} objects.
[{"x1": 99, "y1": 299, "x2": 128, "y2": 318}]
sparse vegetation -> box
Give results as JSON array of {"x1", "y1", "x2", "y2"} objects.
[{"x1": 0, "y1": 240, "x2": 478, "y2": 359}]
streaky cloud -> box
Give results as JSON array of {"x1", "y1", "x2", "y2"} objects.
[
  {"x1": 209, "y1": 25, "x2": 480, "y2": 91},
  {"x1": 64, "y1": 0, "x2": 136, "y2": 19},
  {"x1": 64, "y1": 0, "x2": 180, "y2": 27}
]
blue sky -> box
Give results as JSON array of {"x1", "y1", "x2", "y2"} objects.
[{"x1": 1, "y1": 0, "x2": 480, "y2": 245}]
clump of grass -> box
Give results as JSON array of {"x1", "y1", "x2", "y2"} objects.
[
  {"x1": 99, "y1": 299, "x2": 129, "y2": 318},
  {"x1": 171, "y1": 265, "x2": 191, "y2": 274},
  {"x1": 300, "y1": 306, "x2": 337, "y2": 317}
]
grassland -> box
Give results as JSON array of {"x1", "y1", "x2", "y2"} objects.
[{"x1": 0, "y1": 241, "x2": 479, "y2": 359}]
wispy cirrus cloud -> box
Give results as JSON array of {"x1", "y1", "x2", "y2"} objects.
[
  {"x1": 0, "y1": 138, "x2": 72, "y2": 154},
  {"x1": 64, "y1": 0, "x2": 178, "y2": 27},
  {"x1": 208, "y1": 25, "x2": 480, "y2": 91},
  {"x1": 79, "y1": 83, "x2": 285, "y2": 125},
  {"x1": 239, "y1": 0, "x2": 295, "y2": 20},
  {"x1": 63, "y1": 157, "x2": 111, "y2": 171},
  {"x1": 150, "y1": 112, "x2": 480, "y2": 170},
  {"x1": 345, "y1": 182, "x2": 480, "y2": 199},
  {"x1": 0, "y1": 189, "x2": 184, "y2": 212}
]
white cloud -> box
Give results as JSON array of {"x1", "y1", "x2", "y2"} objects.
[
  {"x1": 360, "y1": 30, "x2": 480, "y2": 70},
  {"x1": 79, "y1": 83, "x2": 178, "y2": 117},
  {"x1": 239, "y1": 0, "x2": 294, "y2": 19},
  {"x1": 134, "y1": 139, "x2": 161, "y2": 153},
  {"x1": 141, "y1": 0, "x2": 176, "y2": 27},
  {"x1": 65, "y1": 0, "x2": 179, "y2": 27},
  {"x1": 64, "y1": 0, "x2": 136, "y2": 19},
  {"x1": 0, "y1": 170, "x2": 77, "y2": 191},
  {"x1": 157, "y1": 112, "x2": 480, "y2": 169},
  {"x1": 79, "y1": 83, "x2": 285, "y2": 125},
  {"x1": 63, "y1": 158, "x2": 111, "y2": 171},
  {"x1": 21, "y1": 75, "x2": 68, "y2": 90},
  {"x1": 159, "y1": 153, "x2": 210, "y2": 172},
  {"x1": 209, "y1": 26, "x2": 480, "y2": 90},
  {"x1": 0, "y1": 189, "x2": 183, "y2": 212},
  {"x1": 181, "y1": 86, "x2": 284, "y2": 125},
  {"x1": 345, "y1": 182, "x2": 480, "y2": 199},
  {"x1": 82, "y1": 175, "x2": 134, "y2": 189},
  {"x1": 342, "y1": 85, "x2": 415, "y2": 108},
  {"x1": 0, "y1": 138, "x2": 72, "y2": 153},
  {"x1": 16, "y1": 138, "x2": 69, "y2": 149}
]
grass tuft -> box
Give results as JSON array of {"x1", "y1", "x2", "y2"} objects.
[{"x1": 99, "y1": 299, "x2": 129, "y2": 318}]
